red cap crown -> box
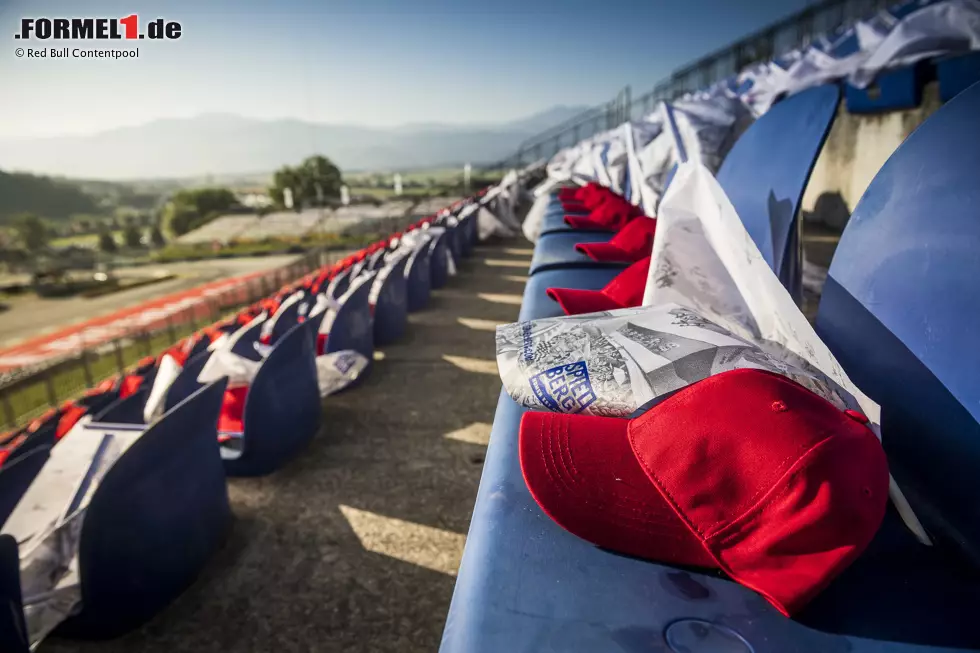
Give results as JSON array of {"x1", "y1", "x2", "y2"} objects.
[
  {"x1": 575, "y1": 217, "x2": 657, "y2": 263},
  {"x1": 520, "y1": 369, "x2": 888, "y2": 615},
  {"x1": 546, "y1": 256, "x2": 650, "y2": 316}
]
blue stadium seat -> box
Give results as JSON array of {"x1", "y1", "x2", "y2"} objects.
[
  {"x1": 816, "y1": 79, "x2": 980, "y2": 565},
  {"x1": 0, "y1": 380, "x2": 231, "y2": 650},
  {"x1": 429, "y1": 231, "x2": 450, "y2": 289},
  {"x1": 163, "y1": 323, "x2": 323, "y2": 477},
  {"x1": 0, "y1": 447, "x2": 50, "y2": 530},
  {"x1": 93, "y1": 387, "x2": 151, "y2": 425},
  {"x1": 525, "y1": 231, "x2": 626, "y2": 276},
  {"x1": 845, "y1": 61, "x2": 931, "y2": 113},
  {"x1": 325, "y1": 272, "x2": 375, "y2": 362},
  {"x1": 2, "y1": 415, "x2": 59, "y2": 467},
  {"x1": 222, "y1": 322, "x2": 321, "y2": 477},
  {"x1": 163, "y1": 351, "x2": 211, "y2": 413},
  {"x1": 373, "y1": 254, "x2": 410, "y2": 346},
  {"x1": 268, "y1": 294, "x2": 305, "y2": 344},
  {"x1": 442, "y1": 82, "x2": 980, "y2": 653},
  {"x1": 405, "y1": 243, "x2": 432, "y2": 312},
  {"x1": 536, "y1": 203, "x2": 608, "y2": 237},
  {"x1": 328, "y1": 267, "x2": 352, "y2": 299},
  {"x1": 229, "y1": 318, "x2": 265, "y2": 362},
  {"x1": 459, "y1": 209, "x2": 479, "y2": 255},
  {"x1": 936, "y1": 51, "x2": 980, "y2": 102}
]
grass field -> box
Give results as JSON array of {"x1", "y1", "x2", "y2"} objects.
[{"x1": 49, "y1": 229, "x2": 125, "y2": 249}]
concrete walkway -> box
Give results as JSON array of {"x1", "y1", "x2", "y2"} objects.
[{"x1": 43, "y1": 239, "x2": 531, "y2": 653}]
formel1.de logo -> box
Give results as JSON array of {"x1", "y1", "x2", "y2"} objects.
[{"x1": 15, "y1": 16, "x2": 182, "y2": 41}]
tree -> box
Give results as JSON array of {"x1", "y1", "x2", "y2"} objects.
[
  {"x1": 164, "y1": 187, "x2": 238, "y2": 236},
  {"x1": 12, "y1": 213, "x2": 48, "y2": 252},
  {"x1": 123, "y1": 223, "x2": 142, "y2": 248},
  {"x1": 98, "y1": 229, "x2": 117, "y2": 253},
  {"x1": 269, "y1": 165, "x2": 303, "y2": 209},
  {"x1": 149, "y1": 225, "x2": 166, "y2": 248},
  {"x1": 269, "y1": 155, "x2": 342, "y2": 209}
]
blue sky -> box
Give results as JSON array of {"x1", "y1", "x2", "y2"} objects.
[{"x1": 0, "y1": 0, "x2": 808, "y2": 138}]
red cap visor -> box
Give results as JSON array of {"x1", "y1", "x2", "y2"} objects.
[
  {"x1": 546, "y1": 287, "x2": 624, "y2": 315},
  {"x1": 520, "y1": 411, "x2": 714, "y2": 568},
  {"x1": 574, "y1": 241, "x2": 633, "y2": 262}
]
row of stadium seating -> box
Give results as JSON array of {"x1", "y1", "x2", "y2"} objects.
[
  {"x1": 0, "y1": 193, "x2": 490, "y2": 651},
  {"x1": 441, "y1": 81, "x2": 980, "y2": 652}
]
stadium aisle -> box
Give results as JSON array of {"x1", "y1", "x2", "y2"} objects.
[{"x1": 42, "y1": 239, "x2": 532, "y2": 653}]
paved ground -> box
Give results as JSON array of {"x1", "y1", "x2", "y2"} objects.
[
  {"x1": 42, "y1": 239, "x2": 530, "y2": 653},
  {"x1": 0, "y1": 256, "x2": 298, "y2": 349}
]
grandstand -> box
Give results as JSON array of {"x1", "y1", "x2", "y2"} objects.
[
  {"x1": 236, "y1": 209, "x2": 330, "y2": 240},
  {"x1": 307, "y1": 200, "x2": 417, "y2": 236},
  {"x1": 175, "y1": 200, "x2": 437, "y2": 244},
  {"x1": 175, "y1": 214, "x2": 261, "y2": 245}
]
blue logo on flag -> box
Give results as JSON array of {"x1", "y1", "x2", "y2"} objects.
[{"x1": 529, "y1": 361, "x2": 597, "y2": 414}]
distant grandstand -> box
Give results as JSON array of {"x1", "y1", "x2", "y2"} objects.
[
  {"x1": 175, "y1": 215, "x2": 262, "y2": 245},
  {"x1": 176, "y1": 198, "x2": 461, "y2": 245}
]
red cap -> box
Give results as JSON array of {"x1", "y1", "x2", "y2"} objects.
[
  {"x1": 575, "y1": 217, "x2": 657, "y2": 263},
  {"x1": 519, "y1": 368, "x2": 888, "y2": 616},
  {"x1": 546, "y1": 256, "x2": 650, "y2": 315},
  {"x1": 56, "y1": 403, "x2": 88, "y2": 440},
  {"x1": 119, "y1": 372, "x2": 148, "y2": 398},
  {"x1": 565, "y1": 197, "x2": 644, "y2": 231},
  {"x1": 217, "y1": 385, "x2": 249, "y2": 439}
]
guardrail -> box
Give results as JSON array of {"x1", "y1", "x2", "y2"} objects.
[
  {"x1": 498, "y1": 0, "x2": 895, "y2": 169},
  {"x1": 0, "y1": 248, "x2": 343, "y2": 431}
]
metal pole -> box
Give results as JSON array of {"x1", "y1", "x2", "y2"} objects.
[
  {"x1": 114, "y1": 338, "x2": 125, "y2": 374},
  {"x1": 44, "y1": 367, "x2": 58, "y2": 408},
  {"x1": 81, "y1": 352, "x2": 94, "y2": 388}
]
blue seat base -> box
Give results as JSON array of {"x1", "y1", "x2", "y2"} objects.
[
  {"x1": 528, "y1": 231, "x2": 623, "y2": 276},
  {"x1": 519, "y1": 267, "x2": 623, "y2": 321}
]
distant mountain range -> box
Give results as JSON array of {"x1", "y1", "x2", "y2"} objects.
[{"x1": 0, "y1": 105, "x2": 590, "y2": 181}]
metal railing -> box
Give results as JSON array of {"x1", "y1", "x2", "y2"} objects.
[
  {"x1": 499, "y1": 0, "x2": 896, "y2": 169},
  {"x1": 0, "y1": 248, "x2": 343, "y2": 432}
]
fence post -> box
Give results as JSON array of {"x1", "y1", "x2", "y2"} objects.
[
  {"x1": 43, "y1": 367, "x2": 58, "y2": 408},
  {"x1": 80, "y1": 351, "x2": 94, "y2": 388},
  {"x1": 166, "y1": 313, "x2": 176, "y2": 343},
  {"x1": 114, "y1": 337, "x2": 125, "y2": 374}
]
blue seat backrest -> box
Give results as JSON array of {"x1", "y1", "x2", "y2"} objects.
[
  {"x1": 187, "y1": 335, "x2": 211, "y2": 360},
  {"x1": 163, "y1": 351, "x2": 210, "y2": 413},
  {"x1": 270, "y1": 297, "x2": 303, "y2": 344},
  {"x1": 69, "y1": 379, "x2": 231, "y2": 635},
  {"x1": 77, "y1": 388, "x2": 122, "y2": 416},
  {"x1": 0, "y1": 446, "x2": 50, "y2": 528},
  {"x1": 235, "y1": 322, "x2": 321, "y2": 476},
  {"x1": 816, "y1": 80, "x2": 980, "y2": 562},
  {"x1": 229, "y1": 319, "x2": 265, "y2": 362},
  {"x1": 93, "y1": 387, "x2": 150, "y2": 425},
  {"x1": 716, "y1": 84, "x2": 840, "y2": 302}
]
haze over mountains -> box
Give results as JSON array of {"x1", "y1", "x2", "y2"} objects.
[{"x1": 0, "y1": 105, "x2": 589, "y2": 181}]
